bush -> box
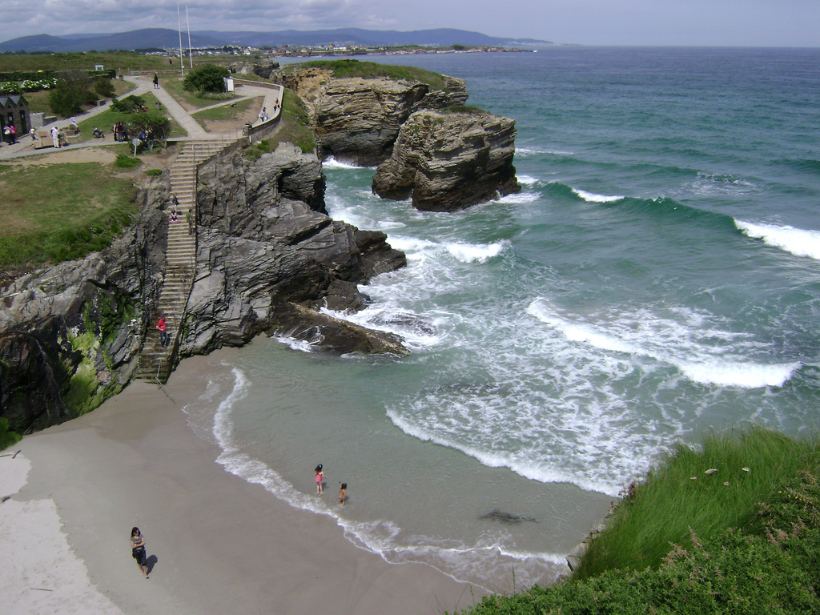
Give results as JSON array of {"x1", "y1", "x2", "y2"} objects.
[
  {"x1": 93, "y1": 77, "x2": 115, "y2": 98},
  {"x1": 115, "y1": 154, "x2": 141, "y2": 169},
  {"x1": 0, "y1": 417, "x2": 22, "y2": 451},
  {"x1": 48, "y1": 71, "x2": 96, "y2": 117},
  {"x1": 111, "y1": 94, "x2": 146, "y2": 113},
  {"x1": 183, "y1": 64, "x2": 229, "y2": 93},
  {"x1": 145, "y1": 168, "x2": 163, "y2": 177}
]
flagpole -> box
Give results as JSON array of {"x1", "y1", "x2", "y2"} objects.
[
  {"x1": 186, "y1": 6, "x2": 193, "y2": 69},
  {"x1": 177, "y1": 3, "x2": 185, "y2": 78}
]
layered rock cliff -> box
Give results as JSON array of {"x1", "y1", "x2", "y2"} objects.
[
  {"x1": 372, "y1": 109, "x2": 520, "y2": 211},
  {"x1": 279, "y1": 67, "x2": 468, "y2": 166},
  {"x1": 0, "y1": 144, "x2": 406, "y2": 435}
]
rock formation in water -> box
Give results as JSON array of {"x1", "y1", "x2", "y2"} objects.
[
  {"x1": 279, "y1": 67, "x2": 468, "y2": 166},
  {"x1": 0, "y1": 143, "x2": 406, "y2": 434},
  {"x1": 372, "y1": 109, "x2": 520, "y2": 211}
]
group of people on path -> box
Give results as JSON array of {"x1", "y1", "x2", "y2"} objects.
[
  {"x1": 314, "y1": 464, "x2": 348, "y2": 506},
  {"x1": 2, "y1": 123, "x2": 17, "y2": 144},
  {"x1": 257, "y1": 101, "x2": 280, "y2": 124}
]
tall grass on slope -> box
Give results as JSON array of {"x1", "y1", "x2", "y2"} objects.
[
  {"x1": 297, "y1": 59, "x2": 451, "y2": 91},
  {"x1": 576, "y1": 427, "x2": 817, "y2": 578}
]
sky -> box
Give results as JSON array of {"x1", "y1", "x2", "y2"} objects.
[{"x1": 4, "y1": 0, "x2": 820, "y2": 47}]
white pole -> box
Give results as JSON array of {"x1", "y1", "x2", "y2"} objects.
[
  {"x1": 177, "y1": 3, "x2": 184, "y2": 78},
  {"x1": 186, "y1": 6, "x2": 193, "y2": 69}
]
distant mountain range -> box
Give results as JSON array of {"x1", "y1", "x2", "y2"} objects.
[{"x1": 0, "y1": 28, "x2": 550, "y2": 53}]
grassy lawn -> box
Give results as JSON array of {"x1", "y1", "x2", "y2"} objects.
[
  {"x1": 247, "y1": 88, "x2": 315, "y2": 159},
  {"x1": 295, "y1": 59, "x2": 452, "y2": 91},
  {"x1": 0, "y1": 162, "x2": 137, "y2": 270},
  {"x1": 161, "y1": 77, "x2": 235, "y2": 110},
  {"x1": 20, "y1": 77, "x2": 135, "y2": 116},
  {"x1": 192, "y1": 96, "x2": 260, "y2": 125},
  {"x1": 77, "y1": 91, "x2": 187, "y2": 141},
  {"x1": 0, "y1": 52, "x2": 169, "y2": 73}
]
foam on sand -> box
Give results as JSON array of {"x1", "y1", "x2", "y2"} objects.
[{"x1": 734, "y1": 220, "x2": 820, "y2": 260}]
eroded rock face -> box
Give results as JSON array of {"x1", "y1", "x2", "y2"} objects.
[
  {"x1": 0, "y1": 182, "x2": 168, "y2": 432},
  {"x1": 372, "y1": 110, "x2": 520, "y2": 211},
  {"x1": 181, "y1": 143, "x2": 406, "y2": 356}
]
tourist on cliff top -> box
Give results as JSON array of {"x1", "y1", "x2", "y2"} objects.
[
  {"x1": 130, "y1": 527, "x2": 149, "y2": 579},
  {"x1": 153, "y1": 73, "x2": 159, "y2": 89}
]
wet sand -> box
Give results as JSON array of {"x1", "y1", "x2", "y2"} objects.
[{"x1": 3, "y1": 353, "x2": 483, "y2": 614}]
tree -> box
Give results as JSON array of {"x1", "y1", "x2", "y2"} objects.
[
  {"x1": 93, "y1": 77, "x2": 115, "y2": 99},
  {"x1": 183, "y1": 64, "x2": 229, "y2": 94},
  {"x1": 48, "y1": 71, "x2": 95, "y2": 117}
]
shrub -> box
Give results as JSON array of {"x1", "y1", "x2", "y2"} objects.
[
  {"x1": 93, "y1": 77, "x2": 115, "y2": 98},
  {"x1": 115, "y1": 154, "x2": 141, "y2": 169},
  {"x1": 0, "y1": 417, "x2": 22, "y2": 451},
  {"x1": 183, "y1": 64, "x2": 229, "y2": 93},
  {"x1": 145, "y1": 168, "x2": 163, "y2": 177},
  {"x1": 48, "y1": 71, "x2": 95, "y2": 117},
  {"x1": 111, "y1": 94, "x2": 147, "y2": 113}
]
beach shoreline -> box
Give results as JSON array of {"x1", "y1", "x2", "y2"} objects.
[{"x1": 2, "y1": 350, "x2": 485, "y2": 615}]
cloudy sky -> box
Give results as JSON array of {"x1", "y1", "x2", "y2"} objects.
[{"x1": 5, "y1": 0, "x2": 820, "y2": 46}]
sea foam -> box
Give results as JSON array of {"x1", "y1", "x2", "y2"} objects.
[
  {"x1": 735, "y1": 220, "x2": 820, "y2": 261},
  {"x1": 571, "y1": 188, "x2": 625, "y2": 203}
]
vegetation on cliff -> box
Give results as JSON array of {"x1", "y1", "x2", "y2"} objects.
[
  {"x1": 296, "y1": 59, "x2": 452, "y2": 91},
  {"x1": 0, "y1": 162, "x2": 136, "y2": 271},
  {"x1": 459, "y1": 428, "x2": 819, "y2": 614}
]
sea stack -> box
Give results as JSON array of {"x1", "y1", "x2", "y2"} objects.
[{"x1": 372, "y1": 109, "x2": 520, "y2": 211}]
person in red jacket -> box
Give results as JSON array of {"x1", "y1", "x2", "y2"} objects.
[{"x1": 155, "y1": 315, "x2": 169, "y2": 347}]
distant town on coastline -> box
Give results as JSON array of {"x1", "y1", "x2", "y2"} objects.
[{"x1": 0, "y1": 27, "x2": 551, "y2": 55}]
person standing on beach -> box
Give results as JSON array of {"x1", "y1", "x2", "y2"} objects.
[
  {"x1": 314, "y1": 464, "x2": 325, "y2": 495},
  {"x1": 338, "y1": 482, "x2": 348, "y2": 506},
  {"x1": 130, "y1": 527, "x2": 149, "y2": 578}
]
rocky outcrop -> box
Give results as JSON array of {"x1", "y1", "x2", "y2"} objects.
[
  {"x1": 277, "y1": 67, "x2": 469, "y2": 166},
  {"x1": 180, "y1": 143, "x2": 406, "y2": 357},
  {"x1": 372, "y1": 110, "x2": 520, "y2": 211},
  {"x1": 230, "y1": 59, "x2": 280, "y2": 79},
  {"x1": 0, "y1": 143, "x2": 408, "y2": 435},
  {"x1": 0, "y1": 181, "x2": 168, "y2": 432}
]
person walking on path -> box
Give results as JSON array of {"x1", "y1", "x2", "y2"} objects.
[
  {"x1": 50, "y1": 125, "x2": 60, "y2": 148},
  {"x1": 155, "y1": 315, "x2": 169, "y2": 347},
  {"x1": 8, "y1": 124, "x2": 16, "y2": 144},
  {"x1": 314, "y1": 464, "x2": 325, "y2": 495},
  {"x1": 130, "y1": 527, "x2": 149, "y2": 578},
  {"x1": 153, "y1": 73, "x2": 160, "y2": 89}
]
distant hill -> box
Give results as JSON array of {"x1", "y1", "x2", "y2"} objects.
[{"x1": 0, "y1": 28, "x2": 550, "y2": 53}]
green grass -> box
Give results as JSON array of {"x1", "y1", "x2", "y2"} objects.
[
  {"x1": 576, "y1": 427, "x2": 817, "y2": 578},
  {"x1": 145, "y1": 168, "x2": 163, "y2": 177},
  {"x1": 76, "y1": 91, "x2": 186, "y2": 141},
  {"x1": 161, "y1": 76, "x2": 235, "y2": 110},
  {"x1": 459, "y1": 428, "x2": 819, "y2": 615},
  {"x1": 294, "y1": 59, "x2": 452, "y2": 91},
  {"x1": 192, "y1": 96, "x2": 260, "y2": 125},
  {"x1": 114, "y1": 154, "x2": 141, "y2": 169},
  {"x1": 0, "y1": 162, "x2": 137, "y2": 270},
  {"x1": 0, "y1": 417, "x2": 22, "y2": 451},
  {"x1": 0, "y1": 52, "x2": 170, "y2": 73},
  {"x1": 247, "y1": 88, "x2": 315, "y2": 159}
]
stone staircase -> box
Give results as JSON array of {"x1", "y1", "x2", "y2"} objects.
[{"x1": 136, "y1": 139, "x2": 232, "y2": 383}]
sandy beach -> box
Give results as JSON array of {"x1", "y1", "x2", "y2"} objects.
[{"x1": 1, "y1": 352, "x2": 483, "y2": 615}]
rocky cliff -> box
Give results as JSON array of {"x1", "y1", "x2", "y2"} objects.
[
  {"x1": 0, "y1": 182, "x2": 167, "y2": 432},
  {"x1": 180, "y1": 142, "x2": 406, "y2": 356},
  {"x1": 279, "y1": 67, "x2": 468, "y2": 166},
  {"x1": 0, "y1": 144, "x2": 406, "y2": 435},
  {"x1": 372, "y1": 109, "x2": 520, "y2": 211}
]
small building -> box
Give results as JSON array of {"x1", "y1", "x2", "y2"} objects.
[{"x1": 0, "y1": 94, "x2": 30, "y2": 135}]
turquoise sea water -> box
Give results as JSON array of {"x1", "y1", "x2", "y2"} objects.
[{"x1": 187, "y1": 48, "x2": 820, "y2": 590}]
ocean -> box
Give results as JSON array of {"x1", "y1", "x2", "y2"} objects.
[{"x1": 183, "y1": 48, "x2": 820, "y2": 591}]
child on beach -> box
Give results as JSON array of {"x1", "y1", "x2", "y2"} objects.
[
  {"x1": 338, "y1": 482, "x2": 348, "y2": 506},
  {"x1": 314, "y1": 464, "x2": 324, "y2": 495},
  {"x1": 130, "y1": 527, "x2": 149, "y2": 578}
]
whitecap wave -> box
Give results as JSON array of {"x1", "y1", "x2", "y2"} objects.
[
  {"x1": 517, "y1": 174, "x2": 539, "y2": 186},
  {"x1": 272, "y1": 334, "x2": 315, "y2": 353},
  {"x1": 526, "y1": 299, "x2": 798, "y2": 389},
  {"x1": 495, "y1": 192, "x2": 539, "y2": 204},
  {"x1": 322, "y1": 156, "x2": 371, "y2": 170},
  {"x1": 735, "y1": 220, "x2": 820, "y2": 261},
  {"x1": 445, "y1": 241, "x2": 508, "y2": 263},
  {"x1": 572, "y1": 188, "x2": 625, "y2": 203},
  {"x1": 516, "y1": 147, "x2": 574, "y2": 157},
  {"x1": 212, "y1": 368, "x2": 568, "y2": 591}
]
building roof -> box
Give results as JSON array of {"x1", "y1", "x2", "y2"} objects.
[{"x1": 0, "y1": 94, "x2": 29, "y2": 108}]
